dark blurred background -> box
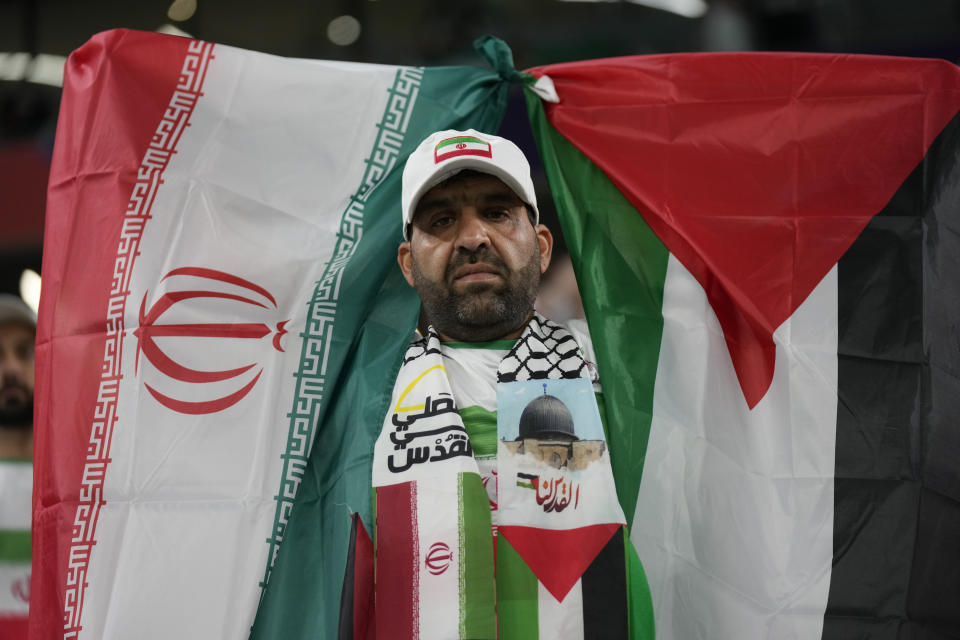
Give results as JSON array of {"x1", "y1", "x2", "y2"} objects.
[{"x1": 2, "y1": 0, "x2": 959, "y2": 309}]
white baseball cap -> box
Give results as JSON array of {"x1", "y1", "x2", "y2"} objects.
[
  {"x1": 0, "y1": 294, "x2": 36, "y2": 329},
  {"x1": 401, "y1": 129, "x2": 539, "y2": 240}
]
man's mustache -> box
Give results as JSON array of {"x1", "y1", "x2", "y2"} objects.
[
  {"x1": 445, "y1": 248, "x2": 508, "y2": 283},
  {"x1": 0, "y1": 380, "x2": 31, "y2": 400}
]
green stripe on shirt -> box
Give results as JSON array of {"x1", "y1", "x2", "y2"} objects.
[{"x1": 459, "y1": 405, "x2": 498, "y2": 456}]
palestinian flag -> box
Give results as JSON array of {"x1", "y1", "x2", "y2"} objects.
[
  {"x1": 524, "y1": 53, "x2": 960, "y2": 638},
  {"x1": 32, "y1": 29, "x2": 507, "y2": 638}
]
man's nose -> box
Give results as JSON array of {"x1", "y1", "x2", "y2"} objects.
[
  {"x1": 455, "y1": 209, "x2": 490, "y2": 251},
  {"x1": 0, "y1": 349, "x2": 26, "y2": 374},
  {"x1": 0, "y1": 357, "x2": 17, "y2": 381}
]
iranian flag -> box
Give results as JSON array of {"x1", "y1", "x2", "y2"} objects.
[
  {"x1": 374, "y1": 475, "x2": 496, "y2": 640},
  {"x1": 524, "y1": 53, "x2": 960, "y2": 639},
  {"x1": 434, "y1": 134, "x2": 493, "y2": 161},
  {"x1": 32, "y1": 29, "x2": 508, "y2": 639}
]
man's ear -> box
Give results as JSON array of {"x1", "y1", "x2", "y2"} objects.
[
  {"x1": 398, "y1": 242, "x2": 416, "y2": 287},
  {"x1": 536, "y1": 225, "x2": 554, "y2": 275}
]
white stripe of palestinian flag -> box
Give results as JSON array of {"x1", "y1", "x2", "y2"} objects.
[
  {"x1": 67, "y1": 39, "x2": 423, "y2": 638},
  {"x1": 538, "y1": 579, "x2": 585, "y2": 639},
  {"x1": 632, "y1": 256, "x2": 837, "y2": 638}
]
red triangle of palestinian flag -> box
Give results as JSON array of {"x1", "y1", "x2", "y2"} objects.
[
  {"x1": 527, "y1": 54, "x2": 960, "y2": 408},
  {"x1": 497, "y1": 523, "x2": 620, "y2": 602}
]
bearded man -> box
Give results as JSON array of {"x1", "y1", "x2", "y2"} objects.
[
  {"x1": 0, "y1": 294, "x2": 36, "y2": 637},
  {"x1": 362, "y1": 130, "x2": 655, "y2": 639},
  {"x1": 0, "y1": 294, "x2": 35, "y2": 458}
]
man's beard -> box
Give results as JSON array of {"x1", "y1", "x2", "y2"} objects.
[
  {"x1": 0, "y1": 384, "x2": 33, "y2": 430},
  {"x1": 412, "y1": 247, "x2": 541, "y2": 342}
]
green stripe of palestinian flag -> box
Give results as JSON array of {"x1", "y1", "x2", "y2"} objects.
[
  {"x1": 251, "y1": 61, "x2": 509, "y2": 640},
  {"x1": 497, "y1": 535, "x2": 539, "y2": 638},
  {"x1": 525, "y1": 92, "x2": 668, "y2": 526}
]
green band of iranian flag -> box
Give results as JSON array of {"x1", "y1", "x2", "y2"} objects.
[{"x1": 34, "y1": 29, "x2": 508, "y2": 639}]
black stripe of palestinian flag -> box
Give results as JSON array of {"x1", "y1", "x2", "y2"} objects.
[
  {"x1": 825, "y1": 110, "x2": 960, "y2": 639},
  {"x1": 581, "y1": 527, "x2": 630, "y2": 637},
  {"x1": 524, "y1": 53, "x2": 960, "y2": 638}
]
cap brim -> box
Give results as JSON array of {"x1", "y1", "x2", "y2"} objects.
[{"x1": 404, "y1": 156, "x2": 539, "y2": 240}]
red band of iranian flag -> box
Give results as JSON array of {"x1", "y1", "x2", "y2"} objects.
[{"x1": 375, "y1": 482, "x2": 419, "y2": 638}]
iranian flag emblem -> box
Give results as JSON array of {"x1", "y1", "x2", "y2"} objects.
[{"x1": 434, "y1": 135, "x2": 492, "y2": 162}]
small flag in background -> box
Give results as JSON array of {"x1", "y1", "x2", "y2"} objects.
[{"x1": 0, "y1": 461, "x2": 31, "y2": 640}]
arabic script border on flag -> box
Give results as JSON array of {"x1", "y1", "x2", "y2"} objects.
[
  {"x1": 258, "y1": 66, "x2": 426, "y2": 591},
  {"x1": 61, "y1": 39, "x2": 215, "y2": 638}
]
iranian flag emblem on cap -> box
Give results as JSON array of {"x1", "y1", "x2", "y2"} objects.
[{"x1": 434, "y1": 135, "x2": 492, "y2": 163}]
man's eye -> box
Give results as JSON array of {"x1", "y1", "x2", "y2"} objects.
[
  {"x1": 430, "y1": 215, "x2": 455, "y2": 229},
  {"x1": 484, "y1": 208, "x2": 510, "y2": 221}
]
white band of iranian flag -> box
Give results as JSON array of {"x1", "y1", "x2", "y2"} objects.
[{"x1": 416, "y1": 479, "x2": 461, "y2": 639}]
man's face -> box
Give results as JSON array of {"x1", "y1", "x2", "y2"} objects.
[
  {"x1": 398, "y1": 173, "x2": 553, "y2": 342},
  {"x1": 0, "y1": 322, "x2": 35, "y2": 428}
]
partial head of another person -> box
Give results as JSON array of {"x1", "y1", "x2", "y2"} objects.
[{"x1": 0, "y1": 294, "x2": 36, "y2": 431}]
